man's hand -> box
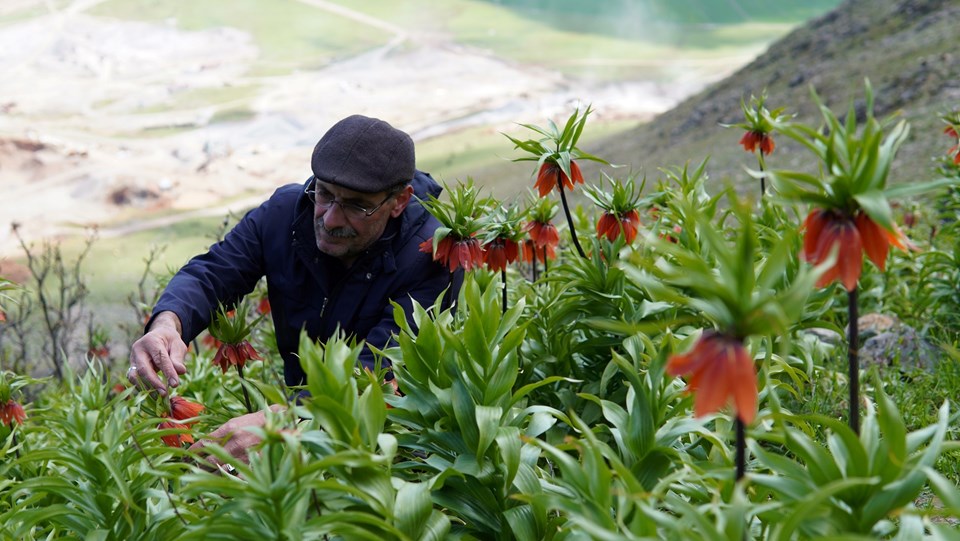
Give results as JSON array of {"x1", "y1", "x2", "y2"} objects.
[
  {"x1": 189, "y1": 405, "x2": 286, "y2": 469},
  {"x1": 128, "y1": 311, "x2": 188, "y2": 395}
]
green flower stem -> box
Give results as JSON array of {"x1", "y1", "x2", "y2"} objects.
[
  {"x1": 735, "y1": 418, "x2": 746, "y2": 481},
  {"x1": 501, "y1": 268, "x2": 507, "y2": 315},
  {"x1": 758, "y1": 149, "x2": 767, "y2": 197},
  {"x1": 443, "y1": 272, "x2": 454, "y2": 310},
  {"x1": 557, "y1": 170, "x2": 586, "y2": 259},
  {"x1": 848, "y1": 287, "x2": 860, "y2": 435},
  {"x1": 236, "y1": 364, "x2": 253, "y2": 414},
  {"x1": 10, "y1": 423, "x2": 19, "y2": 460},
  {"x1": 531, "y1": 246, "x2": 539, "y2": 282},
  {"x1": 543, "y1": 246, "x2": 550, "y2": 275}
]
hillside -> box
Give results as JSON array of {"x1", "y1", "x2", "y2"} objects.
[{"x1": 595, "y1": 0, "x2": 960, "y2": 192}]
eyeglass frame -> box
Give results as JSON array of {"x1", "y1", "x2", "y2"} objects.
[{"x1": 304, "y1": 176, "x2": 407, "y2": 218}]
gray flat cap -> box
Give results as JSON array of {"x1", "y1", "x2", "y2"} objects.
[{"x1": 311, "y1": 115, "x2": 415, "y2": 193}]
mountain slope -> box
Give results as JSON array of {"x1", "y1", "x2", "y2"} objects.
[{"x1": 596, "y1": 0, "x2": 960, "y2": 191}]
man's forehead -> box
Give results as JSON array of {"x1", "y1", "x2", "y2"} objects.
[{"x1": 316, "y1": 179, "x2": 380, "y2": 199}]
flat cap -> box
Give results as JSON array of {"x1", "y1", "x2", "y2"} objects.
[{"x1": 311, "y1": 114, "x2": 415, "y2": 193}]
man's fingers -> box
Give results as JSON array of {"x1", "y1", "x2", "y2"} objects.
[
  {"x1": 153, "y1": 342, "x2": 182, "y2": 391},
  {"x1": 171, "y1": 340, "x2": 189, "y2": 375},
  {"x1": 129, "y1": 345, "x2": 166, "y2": 394},
  {"x1": 136, "y1": 347, "x2": 168, "y2": 395}
]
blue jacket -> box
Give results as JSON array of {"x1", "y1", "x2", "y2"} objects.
[{"x1": 153, "y1": 170, "x2": 459, "y2": 386}]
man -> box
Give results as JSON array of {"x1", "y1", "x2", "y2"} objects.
[{"x1": 128, "y1": 115, "x2": 459, "y2": 455}]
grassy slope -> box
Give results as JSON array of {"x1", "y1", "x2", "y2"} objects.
[{"x1": 591, "y1": 0, "x2": 960, "y2": 195}]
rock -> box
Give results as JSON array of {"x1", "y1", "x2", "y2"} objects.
[
  {"x1": 858, "y1": 313, "x2": 938, "y2": 372},
  {"x1": 858, "y1": 312, "x2": 896, "y2": 340},
  {"x1": 802, "y1": 327, "x2": 842, "y2": 345}
]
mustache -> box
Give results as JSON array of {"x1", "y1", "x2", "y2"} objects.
[{"x1": 315, "y1": 218, "x2": 357, "y2": 239}]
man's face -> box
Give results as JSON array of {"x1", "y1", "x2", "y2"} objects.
[{"x1": 312, "y1": 180, "x2": 412, "y2": 265}]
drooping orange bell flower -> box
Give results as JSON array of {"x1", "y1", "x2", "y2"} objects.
[
  {"x1": 944, "y1": 126, "x2": 960, "y2": 164},
  {"x1": 666, "y1": 331, "x2": 757, "y2": 424},
  {"x1": 535, "y1": 160, "x2": 584, "y2": 197},
  {"x1": 597, "y1": 209, "x2": 641, "y2": 244},
  {"x1": 522, "y1": 220, "x2": 559, "y2": 263},
  {"x1": 158, "y1": 419, "x2": 194, "y2": 448},
  {"x1": 419, "y1": 236, "x2": 483, "y2": 272},
  {"x1": 0, "y1": 399, "x2": 26, "y2": 425},
  {"x1": 524, "y1": 220, "x2": 560, "y2": 251},
  {"x1": 202, "y1": 333, "x2": 223, "y2": 350},
  {"x1": 739, "y1": 130, "x2": 775, "y2": 155},
  {"x1": 169, "y1": 396, "x2": 205, "y2": 422},
  {"x1": 256, "y1": 297, "x2": 271, "y2": 316},
  {"x1": 803, "y1": 208, "x2": 913, "y2": 291},
  {"x1": 482, "y1": 238, "x2": 519, "y2": 273},
  {"x1": 212, "y1": 341, "x2": 262, "y2": 374}
]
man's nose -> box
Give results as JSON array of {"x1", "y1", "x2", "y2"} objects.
[{"x1": 319, "y1": 202, "x2": 349, "y2": 228}]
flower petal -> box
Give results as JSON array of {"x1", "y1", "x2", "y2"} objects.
[
  {"x1": 855, "y1": 213, "x2": 890, "y2": 271},
  {"x1": 802, "y1": 209, "x2": 828, "y2": 263},
  {"x1": 535, "y1": 163, "x2": 558, "y2": 197}
]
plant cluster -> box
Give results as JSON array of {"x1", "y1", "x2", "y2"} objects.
[{"x1": 2, "y1": 87, "x2": 960, "y2": 539}]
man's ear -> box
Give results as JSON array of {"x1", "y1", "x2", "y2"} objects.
[{"x1": 389, "y1": 185, "x2": 414, "y2": 218}]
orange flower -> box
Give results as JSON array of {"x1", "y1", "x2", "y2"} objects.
[
  {"x1": 482, "y1": 238, "x2": 519, "y2": 272},
  {"x1": 521, "y1": 239, "x2": 556, "y2": 263},
  {"x1": 0, "y1": 309, "x2": 6, "y2": 323},
  {"x1": 945, "y1": 126, "x2": 958, "y2": 139},
  {"x1": 597, "y1": 209, "x2": 641, "y2": 244},
  {"x1": 87, "y1": 345, "x2": 110, "y2": 358},
  {"x1": 202, "y1": 333, "x2": 223, "y2": 350},
  {"x1": 803, "y1": 209, "x2": 914, "y2": 291},
  {"x1": 158, "y1": 419, "x2": 194, "y2": 448},
  {"x1": 659, "y1": 224, "x2": 683, "y2": 244},
  {"x1": 257, "y1": 297, "x2": 271, "y2": 316},
  {"x1": 0, "y1": 399, "x2": 26, "y2": 425},
  {"x1": 666, "y1": 331, "x2": 757, "y2": 424},
  {"x1": 212, "y1": 341, "x2": 262, "y2": 373},
  {"x1": 534, "y1": 160, "x2": 584, "y2": 197},
  {"x1": 169, "y1": 396, "x2": 204, "y2": 422},
  {"x1": 524, "y1": 220, "x2": 560, "y2": 250},
  {"x1": 739, "y1": 130, "x2": 775, "y2": 155},
  {"x1": 419, "y1": 236, "x2": 483, "y2": 272}
]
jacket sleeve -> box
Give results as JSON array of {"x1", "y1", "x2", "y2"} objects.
[{"x1": 150, "y1": 201, "x2": 271, "y2": 342}]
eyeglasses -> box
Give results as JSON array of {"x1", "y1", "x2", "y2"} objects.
[{"x1": 304, "y1": 177, "x2": 399, "y2": 219}]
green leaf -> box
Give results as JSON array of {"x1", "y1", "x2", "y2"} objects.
[
  {"x1": 773, "y1": 477, "x2": 880, "y2": 541},
  {"x1": 853, "y1": 190, "x2": 894, "y2": 230},
  {"x1": 394, "y1": 481, "x2": 432, "y2": 538},
  {"x1": 503, "y1": 504, "x2": 542, "y2": 541},
  {"x1": 475, "y1": 405, "x2": 502, "y2": 459},
  {"x1": 884, "y1": 176, "x2": 958, "y2": 198}
]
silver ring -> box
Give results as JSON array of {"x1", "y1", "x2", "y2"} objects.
[{"x1": 128, "y1": 366, "x2": 137, "y2": 374}]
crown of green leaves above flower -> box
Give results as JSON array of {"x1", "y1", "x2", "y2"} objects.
[
  {"x1": 504, "y1": 104, "x2": 610, "y2": 189},
  {"x1": 418, "y1": 178, "x2": 490, "y2": 249},
  {"x1": 208, "y1": 299, "x2": 262, "y2": 345},
  {"x1": 630, "y1": 193, "x2": 824, "y2": 343},
  {"x1": 765, "y1": 81, "x2": 950, "y2": 231}
]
